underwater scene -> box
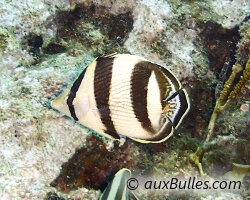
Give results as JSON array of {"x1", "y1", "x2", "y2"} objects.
[{"x1": 0, "y1": 0, "x2": 249, "y2": 199}]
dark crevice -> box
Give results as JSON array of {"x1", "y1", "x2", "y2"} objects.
[
  {"x1": 23, "y1": 33, "x2": 43, "y2": 57},
  {"x1": 43, "y1": 42, "x2": 67, "y2": 54},
  {"x1": 198, "y1": 21, "x2": 240, "y2": 75},
  {"x1": 55, "y1": 4, "x2": 133, "y2": 46},
  {"x1": 22, "y1": 3, "x2": 134, "y2": 57},
  {"x1": 197, "y1": 21, "x2": 241, "y2": 103}
]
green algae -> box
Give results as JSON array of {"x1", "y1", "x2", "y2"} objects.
[
  {"x1": 0, "y1": 33, "x2": 7, "y2": 51},
  {"x1": 167, "y1": 0, "x2": 221, "y2": 23},
  {"x1": 0, "y1": 27, "x2": 20, "y2": 52},
  {"x1": 151, "y1": 36, "x2": 173, "y2": 59},
  {"x1": 191, "y1": 47, "x2": 216, "y2": 88}
]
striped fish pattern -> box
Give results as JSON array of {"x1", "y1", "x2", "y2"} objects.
[{"x1": 51, "y1": 54, "x2": 190, "y2": 143}]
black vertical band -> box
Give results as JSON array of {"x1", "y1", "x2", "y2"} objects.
[
  {"x1": 94, "y1": 57, "x2": 120, "y2": 139},
  {"x1": 131, "y1": 61, "x2": 154, "y2": 133},
  {"x1": 67, "y1": 67, "x2": 87, "y2": 121}
]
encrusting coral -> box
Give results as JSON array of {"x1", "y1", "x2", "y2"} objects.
[
  {"x1": 192, "y1": 59, "x2": 250, "y2": 176},
  {"x1": 0, "y1": 0, "x2": 249, "y2": 199},
  {"x1": 51, "y1": 135, "x2": 135, "y2": 192},
  {"x1": 207, "y1": 59, "x2": 250, "y2": 142}
]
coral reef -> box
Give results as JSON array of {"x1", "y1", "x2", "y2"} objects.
[
  {"x1": 207, "y1": 60, "x2": 250, "y2": 142},
  {"x1": 236, "y1": 19, "x2": 250, "y2": 64},
  {"x1": 51, "y1": 135, "x2": 134, "y2": 192},
  {"x1": 0, "y1": 0, "x2": 249, "y2": 199},
  {"x1": 192, "y1": 58, "x2": 249, "y2": 177},
  {"x1": 197, "y1": 21, "x2": 240, "y2": 73}
]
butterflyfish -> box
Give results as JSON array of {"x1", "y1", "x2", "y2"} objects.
[{"x1": 51, "y1": 54, "x2": 190, "y2": 143}]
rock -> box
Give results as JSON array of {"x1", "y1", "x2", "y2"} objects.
[{"x1": 0, "y1": 0, "x2": 249, "y2": 199}]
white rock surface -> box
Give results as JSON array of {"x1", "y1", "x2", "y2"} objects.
[{"x1": 0, "y1": 0, "x2": 248, "y2": 199}]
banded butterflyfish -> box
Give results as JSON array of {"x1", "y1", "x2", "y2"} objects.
[{"x1": 51, "y1": 54, "x2": 190, "y2": 143}]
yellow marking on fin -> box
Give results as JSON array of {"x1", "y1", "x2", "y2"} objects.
[
  {"x1": 102, "y1": 52, "x2": 118, "y2": 58},
  {"x1": 128, "y1": 130, "x2": 173, "y2": 143},
  {"x1": 51, "y1": 88, "x2": 71, "y2": 117},
  {"x1": 99, "y1": 131, "x2": 120, "y2": 141},
  {"x1": 162, "y1": 104, "x2": 170, "y2": 115},
  {"x1": 51, "y1": 88, "x2": 70, "y2": 108}
]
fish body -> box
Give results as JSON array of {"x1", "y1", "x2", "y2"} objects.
[{"x1": 51, "y1": 54, "x2": 190, "y2": 143}]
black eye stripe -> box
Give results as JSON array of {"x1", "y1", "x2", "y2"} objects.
[{"x1": 163, "y1": 88, "x2": 183, "y2": 102}]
